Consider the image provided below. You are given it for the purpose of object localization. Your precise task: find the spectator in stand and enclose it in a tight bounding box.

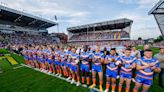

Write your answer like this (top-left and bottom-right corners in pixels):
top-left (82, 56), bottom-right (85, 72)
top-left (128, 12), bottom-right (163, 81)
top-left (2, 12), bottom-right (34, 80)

top-left (0, 32), bottom-right (55, 46)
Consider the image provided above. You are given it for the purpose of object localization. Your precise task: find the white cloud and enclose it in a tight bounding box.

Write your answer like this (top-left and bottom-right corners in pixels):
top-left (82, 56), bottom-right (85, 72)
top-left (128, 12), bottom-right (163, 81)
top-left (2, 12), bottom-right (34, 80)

top-left (118, 0), bottom-right (160, 9)
top-left (0, 0), bottom-right (162, 39)
top-left (138, 0), bottom-right (160, 9)
top-left (69, 12), bottom-right (89, 18)
top-left (0, 0), bottom-right (91, 32)
top-left (115, 0), bottom-right (162, 39)
top-left (118, 0), bottom-right (135, 4)
top-left (0, 0), bottom-right (90, 20)
top-left (114, 12), bottom-right (161, 39)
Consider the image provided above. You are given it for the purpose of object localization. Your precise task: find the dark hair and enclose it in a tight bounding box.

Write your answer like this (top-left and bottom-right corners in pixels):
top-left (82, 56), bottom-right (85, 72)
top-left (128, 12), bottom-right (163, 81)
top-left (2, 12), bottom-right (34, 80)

top-left (110, 48), bottom-right (116, 51)
top-left (159, 47), bottom-right (164, 50)
top-left (128, 46), bottom-right (132, 48)
top-left (56, 45), bottom-right (60, 49)
top-left (144, 49), bottom-right (152, 52)
top-left (125, 48), bottom-right (131, 51)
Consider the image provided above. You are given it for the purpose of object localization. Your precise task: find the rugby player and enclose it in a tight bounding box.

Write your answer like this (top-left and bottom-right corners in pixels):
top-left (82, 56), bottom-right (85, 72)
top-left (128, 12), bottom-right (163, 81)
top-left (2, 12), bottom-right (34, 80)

top-left (89, 46), bottom-right (104, 92)
top-left (133, 49), bottom-right (161, 92)
top-left (80, 46), bottom-right (91, 86)
top-left (70, 48), bottom-right (81, 86)
top-left (118, 48), bottom-right (136, 92)
top-left (104, 48), bottom-right (120, 92)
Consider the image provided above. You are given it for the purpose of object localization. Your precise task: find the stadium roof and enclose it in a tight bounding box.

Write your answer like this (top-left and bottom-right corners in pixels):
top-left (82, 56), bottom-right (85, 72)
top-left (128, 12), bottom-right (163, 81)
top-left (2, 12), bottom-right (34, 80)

top-left (67, 18), bottom-right (133, 33)
top-left (149, 0), bottom-right (164, 36)
top-left (0, 5), bottom-right (57, 29)
top-left (149, 0), bottom-right (164, 14)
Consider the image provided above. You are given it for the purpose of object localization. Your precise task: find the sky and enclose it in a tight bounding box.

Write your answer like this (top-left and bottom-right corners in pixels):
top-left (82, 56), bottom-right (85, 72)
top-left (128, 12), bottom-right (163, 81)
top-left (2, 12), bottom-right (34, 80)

top-left (0, 0), bottom-right (162, 39)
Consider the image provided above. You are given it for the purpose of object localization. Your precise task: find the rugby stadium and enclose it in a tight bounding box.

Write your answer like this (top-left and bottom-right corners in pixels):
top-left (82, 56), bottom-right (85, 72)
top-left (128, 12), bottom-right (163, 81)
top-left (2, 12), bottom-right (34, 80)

top-left (0, 0), bottom-right (164, 92)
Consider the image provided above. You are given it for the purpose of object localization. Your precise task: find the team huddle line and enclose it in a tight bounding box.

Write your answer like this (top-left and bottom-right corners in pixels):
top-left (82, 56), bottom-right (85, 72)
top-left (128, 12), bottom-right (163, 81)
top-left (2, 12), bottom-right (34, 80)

top-left (22, 45), bottom-right (161, 92)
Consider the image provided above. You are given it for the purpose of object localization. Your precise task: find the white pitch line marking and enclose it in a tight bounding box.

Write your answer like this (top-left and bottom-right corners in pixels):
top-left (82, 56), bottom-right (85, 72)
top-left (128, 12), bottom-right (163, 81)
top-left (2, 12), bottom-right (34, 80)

top-left (21, 64), bottom-right (101, 92)
top-left (13, 65), bottom-right (24, 69)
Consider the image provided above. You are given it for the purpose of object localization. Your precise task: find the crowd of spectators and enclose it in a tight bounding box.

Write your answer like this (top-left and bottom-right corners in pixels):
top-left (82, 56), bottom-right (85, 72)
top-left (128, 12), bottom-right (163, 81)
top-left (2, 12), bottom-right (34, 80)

top-left (0, 32), bottom-right (55, 48)
top-left (68, 40), bottom-right (145, 47)
top-left (69, 31), bottom-right (129, 41)
top-left (153, 40), bottom-right (164, 48)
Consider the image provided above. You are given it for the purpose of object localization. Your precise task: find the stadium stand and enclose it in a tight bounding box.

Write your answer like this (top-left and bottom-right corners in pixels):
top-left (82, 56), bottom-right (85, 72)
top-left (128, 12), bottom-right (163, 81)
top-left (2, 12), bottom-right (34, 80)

top-left (69, 31), bottom-right (129, 41)
top-left (0, 5), bottom-right (57, 47)
top-left (50, 33), bottom-right (68, 44)
top-left (0, 32), bottom-right (55, 45)
top-left (153, 40), bottom-right (164, 47)
top-left (67, 18), bottom-right (144, 46)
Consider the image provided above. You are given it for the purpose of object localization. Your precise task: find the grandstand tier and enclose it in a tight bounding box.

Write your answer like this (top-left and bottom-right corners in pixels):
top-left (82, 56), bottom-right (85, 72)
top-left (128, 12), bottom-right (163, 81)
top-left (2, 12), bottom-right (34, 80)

top-left (67, 18), bottom-right (133, 33)
top-left (67, 18), bottom-right (133, 45)
top-left (0, 5), bottom-right (57, 29)
top-left (0, 5), bottom-right (58, 46)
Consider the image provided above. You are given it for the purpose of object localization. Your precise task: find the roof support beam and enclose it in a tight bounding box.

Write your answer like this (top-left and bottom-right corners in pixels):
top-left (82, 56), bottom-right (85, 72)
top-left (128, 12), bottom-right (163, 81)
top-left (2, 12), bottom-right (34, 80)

top-left (157, 7), bottom-right (164, 10)
top-left (152, 12), bottom-right (164, 14)
top-left (28, 19), bottom-right (38, 25)
top-left (14, 15), bottom-right (22, 22)
top-left (149, 0), bottom-right (164, 14)
top-left (38, 22), bottom-right (49, 28)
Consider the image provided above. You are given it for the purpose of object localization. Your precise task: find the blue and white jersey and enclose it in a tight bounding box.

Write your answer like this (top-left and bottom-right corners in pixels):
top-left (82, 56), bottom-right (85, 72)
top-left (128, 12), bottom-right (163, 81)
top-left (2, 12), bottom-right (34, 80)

top-left (118, 55), bottom-right (136, 72)
top-left (88, 50), bottom-right (93, 54)
top-left (42, 49), bottom-right (47, 54)
top-left (38, 53), bottom-right (45, 63)
top-left (22, 49), bottom-right (28, 59)
top-left (28, 50), bottom-right (33, 60)
top-left (60, 51), bottom-right (67, 61)
top-left (32, 53), bottom-right (38, 61)
top-left (136, 57), bottom-right (160, 79)
top-left (66, 50), bottom-right (72, 56)
top-left (70, 53), bottom-right (80, 65)
top-left (80, 51), bottom-right (92, 65)
top-left (105, 54), bottom-right (120, 71)
top-left (91, 52), bottom-right (104, 65)
top-left (46, 50), bottom-right (50, 55)
top-left (54, 50), bottom-right (60, 61)
top-left (66, 50), bottom-right (72, 63)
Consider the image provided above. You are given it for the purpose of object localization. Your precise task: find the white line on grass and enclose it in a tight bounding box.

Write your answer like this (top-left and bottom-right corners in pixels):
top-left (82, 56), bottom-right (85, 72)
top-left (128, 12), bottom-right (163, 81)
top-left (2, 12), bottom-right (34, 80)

top-left (13, 65), bottom-right (24, 69)
top-left (21, 64), bottom-right (101, 92)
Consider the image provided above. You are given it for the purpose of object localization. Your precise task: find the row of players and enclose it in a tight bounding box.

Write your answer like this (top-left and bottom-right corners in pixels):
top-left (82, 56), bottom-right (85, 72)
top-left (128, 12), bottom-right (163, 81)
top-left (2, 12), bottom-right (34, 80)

top-left (22, 45), bottom-right (161, 92)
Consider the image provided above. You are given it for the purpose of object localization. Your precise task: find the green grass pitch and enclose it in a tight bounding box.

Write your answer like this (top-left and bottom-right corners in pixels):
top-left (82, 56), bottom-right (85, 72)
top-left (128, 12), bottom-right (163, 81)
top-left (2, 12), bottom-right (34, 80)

top-left (0, 58), bottom-right (89, 92)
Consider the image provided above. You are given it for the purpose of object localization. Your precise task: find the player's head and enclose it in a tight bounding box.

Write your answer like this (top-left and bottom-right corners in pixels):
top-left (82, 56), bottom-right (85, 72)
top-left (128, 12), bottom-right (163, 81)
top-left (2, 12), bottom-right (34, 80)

top-left (132, 46), bottom-right (136, 51)
top-left (71, 48), bottom-right (76, 53)
top-left (144, 49), bottom-right (153, 58)
top-left (48, 47), bottom-right (52, 51)
top-left (125, 48), bottom-right (131, 56)
top-left (110, 48), bottom-right (116, 55)
top-left (95, 45), bottom-right (100, 52)
top-left (159, 47), bottom-right (164, 54)
top-left (67, 46), bottom-right (72, 51)
top-left (88, 47), bottom-right (91, 51)
top-left (144, 44), bottom-right (150, 50)
top-left (104, 47), bottom-right (107, 51)
top-left (55, 45), bottom-right (60, 50)
top-left (61, 47), bottom-right (64, 52)
top-left (83, 45), bottom-right (88, 52)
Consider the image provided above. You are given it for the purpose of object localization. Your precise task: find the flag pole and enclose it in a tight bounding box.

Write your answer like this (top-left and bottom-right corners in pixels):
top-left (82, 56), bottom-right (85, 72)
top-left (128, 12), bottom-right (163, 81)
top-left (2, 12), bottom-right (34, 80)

top-left (57, 23), bottom-right (59, 33)
top-left (54, 15), bottom-right (59, 33)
